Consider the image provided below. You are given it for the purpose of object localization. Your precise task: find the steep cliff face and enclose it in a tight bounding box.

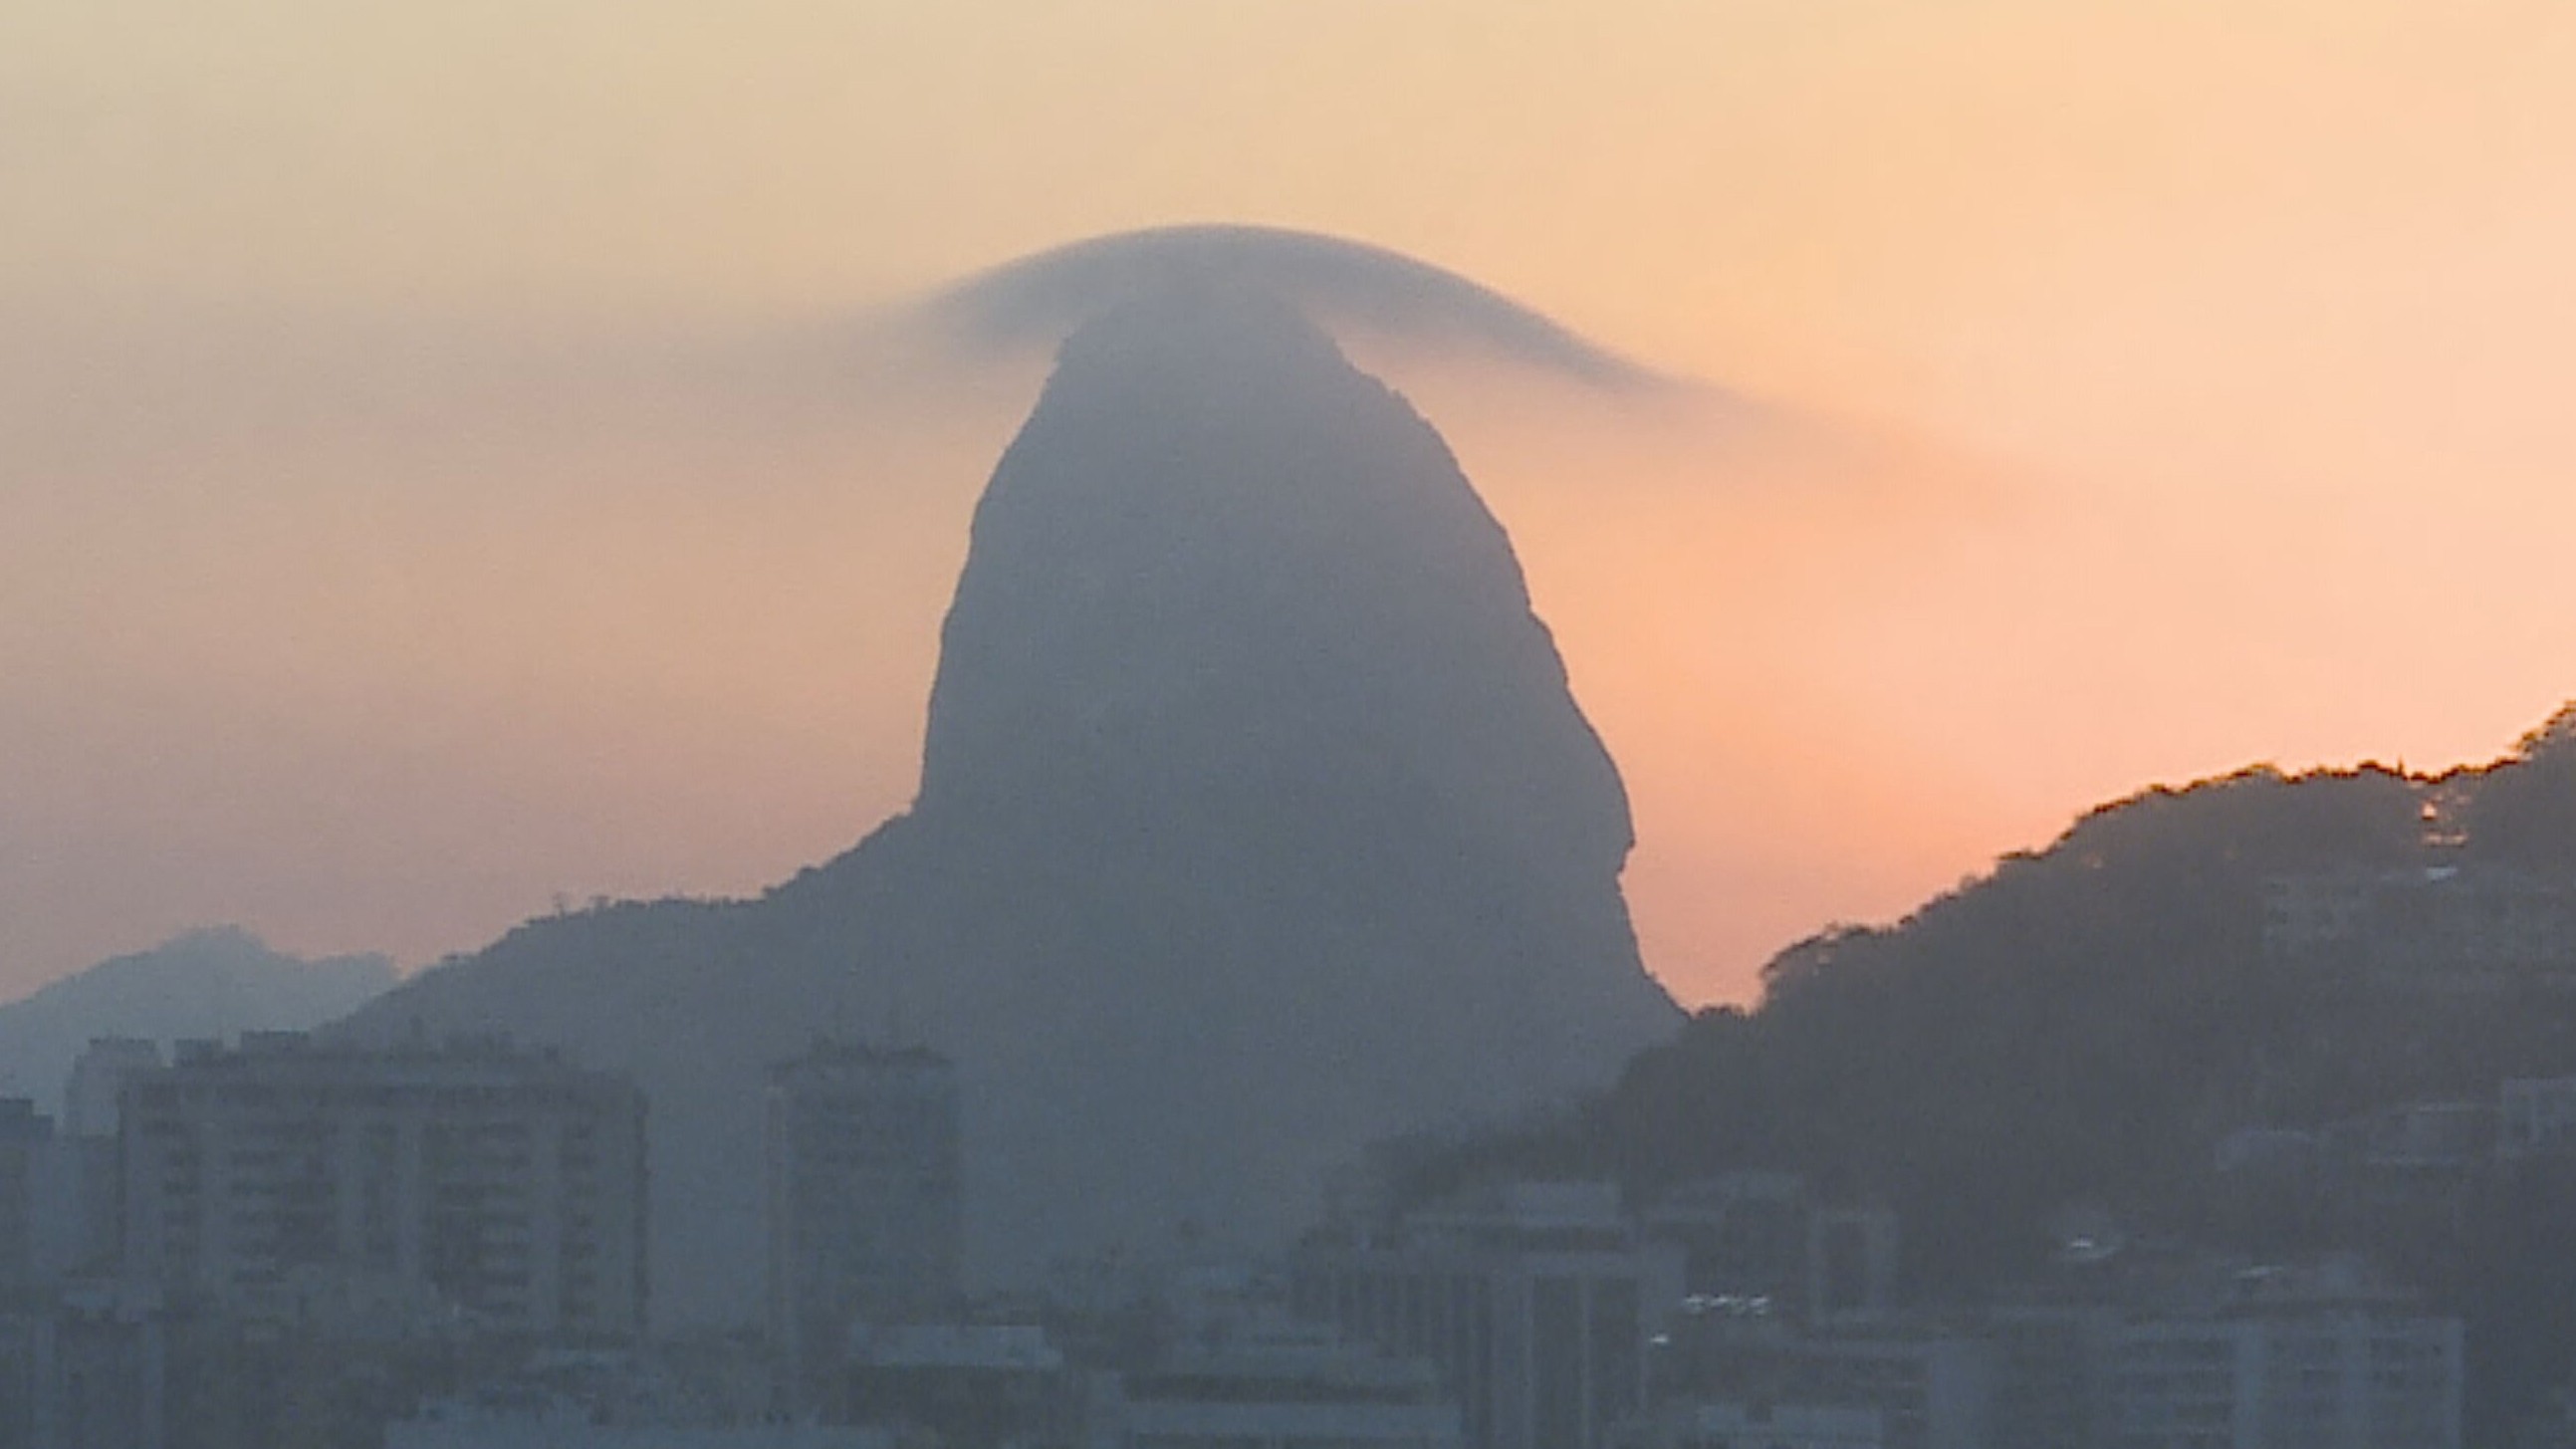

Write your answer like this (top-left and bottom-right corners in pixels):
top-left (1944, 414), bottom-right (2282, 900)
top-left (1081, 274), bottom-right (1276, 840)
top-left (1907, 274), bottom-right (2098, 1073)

top-left (923, 290), bottom-right (1634, 867)
top-left (343, 289), bottom-right (1677, 1324)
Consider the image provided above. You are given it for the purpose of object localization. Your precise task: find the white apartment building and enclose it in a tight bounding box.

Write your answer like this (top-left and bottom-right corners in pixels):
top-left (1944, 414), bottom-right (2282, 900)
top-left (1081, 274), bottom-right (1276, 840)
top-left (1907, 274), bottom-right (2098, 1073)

top-left (117, 1032), bottom-right (647, 1339)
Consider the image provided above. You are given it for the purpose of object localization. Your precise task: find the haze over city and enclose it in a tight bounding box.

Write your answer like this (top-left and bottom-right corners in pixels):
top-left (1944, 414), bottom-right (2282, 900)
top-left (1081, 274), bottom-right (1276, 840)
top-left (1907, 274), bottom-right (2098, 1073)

top-left (7, 0), bottom-right (2575, 1009)
top-left (21, 7), bottom-right (2576, 1449)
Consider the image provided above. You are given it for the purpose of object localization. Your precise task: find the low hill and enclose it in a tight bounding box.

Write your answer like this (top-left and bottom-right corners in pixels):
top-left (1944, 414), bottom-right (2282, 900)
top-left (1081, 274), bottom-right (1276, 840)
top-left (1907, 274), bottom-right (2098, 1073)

top-left (0, 926), bottom-right (396, 1111)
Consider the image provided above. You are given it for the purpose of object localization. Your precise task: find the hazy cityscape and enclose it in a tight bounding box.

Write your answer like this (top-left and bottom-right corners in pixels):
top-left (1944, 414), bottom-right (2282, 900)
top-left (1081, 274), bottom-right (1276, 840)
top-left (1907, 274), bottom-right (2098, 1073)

top-left (9, 5), bottom-right (2576, 1448)
top-left (20, 844), bottom-right (2576, 1445)
top-left (7, 278), bottom-right (2576, 1447)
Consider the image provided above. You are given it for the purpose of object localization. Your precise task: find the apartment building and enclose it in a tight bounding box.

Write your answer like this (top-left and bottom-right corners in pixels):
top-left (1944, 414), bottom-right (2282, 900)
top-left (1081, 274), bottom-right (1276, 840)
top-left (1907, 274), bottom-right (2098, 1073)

top-left (117, 1032), bottom-right (646, 1339)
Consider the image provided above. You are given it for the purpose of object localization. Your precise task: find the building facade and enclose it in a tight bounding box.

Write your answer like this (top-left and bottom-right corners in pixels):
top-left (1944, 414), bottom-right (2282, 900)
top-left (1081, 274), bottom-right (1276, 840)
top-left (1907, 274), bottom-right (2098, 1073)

top-left (2104, 1306), bottom-right (2460, 1449)
top-left (0, 1284), bottom-right (167, 1449)
top-left (766, 1043), bottom-right (962, 1405)
top-left (2261, 866), bottom-right (2576, 992)
top-left (1111, 1315), bottom-right (1462, 1449)
top-left (0, 1104), bottom-right (52, 1298)
top-left (63, 1042), bottom-right (163, 1144)
top-left (1656, 1314), bottom-right (1994, 1449)
top-left (2097, 1260), bottom-right (2461, 1449)
top-left (841, 1324), bottom-right (1078, 1449)
top-left (2498, 1076), bottom-right (2576, 1160)
top-left (117, 1033), bottom-right (646, 1339)
top-left (1289, 1182), bottom-right (1685, 1449)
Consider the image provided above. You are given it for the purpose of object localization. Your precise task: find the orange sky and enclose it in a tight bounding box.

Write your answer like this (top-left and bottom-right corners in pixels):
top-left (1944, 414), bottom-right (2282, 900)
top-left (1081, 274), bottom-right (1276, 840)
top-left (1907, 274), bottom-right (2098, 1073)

top-left (5, 0), bottom-right (2575, 1005)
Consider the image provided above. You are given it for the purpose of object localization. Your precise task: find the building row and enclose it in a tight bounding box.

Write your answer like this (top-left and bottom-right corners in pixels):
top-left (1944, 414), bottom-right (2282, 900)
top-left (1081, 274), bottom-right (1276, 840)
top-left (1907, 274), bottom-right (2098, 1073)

top-left (0, 1030), bottom-right (968, 1447)
top-left (0, 1019), bottom-right (2483, 1449)
top-left (646, 1172), bottom-right (2469, 1449)
top-left (1636, 1257), bottom-right (2460, 1449)
top-left (1288, 1177), bottom-right (2463, 1449)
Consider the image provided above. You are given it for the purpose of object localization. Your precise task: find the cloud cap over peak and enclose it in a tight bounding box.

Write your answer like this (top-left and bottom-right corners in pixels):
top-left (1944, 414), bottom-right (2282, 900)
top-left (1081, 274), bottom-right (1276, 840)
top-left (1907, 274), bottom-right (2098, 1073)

top-left (921, 224), bottom-right (1678, 394)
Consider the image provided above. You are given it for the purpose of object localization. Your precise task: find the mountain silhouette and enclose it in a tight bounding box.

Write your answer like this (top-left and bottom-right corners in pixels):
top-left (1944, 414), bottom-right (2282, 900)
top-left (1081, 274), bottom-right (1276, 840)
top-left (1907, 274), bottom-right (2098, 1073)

top-left (0, 927), bottom-right (393, 1112)
top-left (340, 282), bottom-right (1678, 1325)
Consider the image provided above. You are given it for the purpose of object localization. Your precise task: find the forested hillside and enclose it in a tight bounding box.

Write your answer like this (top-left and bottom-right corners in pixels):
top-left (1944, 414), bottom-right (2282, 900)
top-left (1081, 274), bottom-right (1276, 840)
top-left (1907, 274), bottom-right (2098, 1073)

top-left (1416, 707), bottom-right (2576, 1296)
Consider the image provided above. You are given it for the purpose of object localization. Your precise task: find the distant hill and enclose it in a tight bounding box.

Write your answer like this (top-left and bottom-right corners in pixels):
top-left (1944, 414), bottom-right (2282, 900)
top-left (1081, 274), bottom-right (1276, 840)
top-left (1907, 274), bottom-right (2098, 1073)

top-left (338, 284), bottom-right (1679, 1326)
top-left (0, 926), bottom-right (396, 1111)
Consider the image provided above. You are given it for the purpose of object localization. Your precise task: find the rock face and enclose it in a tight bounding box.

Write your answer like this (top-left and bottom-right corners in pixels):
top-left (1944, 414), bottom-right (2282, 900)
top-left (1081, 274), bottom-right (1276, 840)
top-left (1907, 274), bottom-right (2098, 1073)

top-left (341, 288), bottom-right (1677, 1324)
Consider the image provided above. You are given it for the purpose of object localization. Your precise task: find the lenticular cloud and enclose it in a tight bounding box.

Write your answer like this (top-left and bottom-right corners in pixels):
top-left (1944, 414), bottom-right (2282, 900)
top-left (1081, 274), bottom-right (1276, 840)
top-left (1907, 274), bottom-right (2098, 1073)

top-left (919, 224), bottom-right (1677, 394)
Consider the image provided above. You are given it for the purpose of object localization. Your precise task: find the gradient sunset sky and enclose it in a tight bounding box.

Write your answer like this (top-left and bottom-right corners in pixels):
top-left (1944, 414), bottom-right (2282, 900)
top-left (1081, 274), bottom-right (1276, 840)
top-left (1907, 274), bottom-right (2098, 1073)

top-left (5, 0), bottom-right (2574, 1006)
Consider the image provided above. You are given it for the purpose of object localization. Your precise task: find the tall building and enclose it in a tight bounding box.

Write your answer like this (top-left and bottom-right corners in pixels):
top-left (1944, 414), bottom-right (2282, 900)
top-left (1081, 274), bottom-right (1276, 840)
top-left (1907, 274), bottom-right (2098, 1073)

top-left (117, 1033), bottom-right (646, 1339)
top-left (1289, 1182), bottom-right (1685, 1449)
top-left (55, 1040), bottom-right (155, 1284)
top-left (765, 1043), bottom-right (962, 1405)
top-left (0, 1100), bottom-right (104, 1294)
top-left (0, 1103), bottom-right (54, 1298)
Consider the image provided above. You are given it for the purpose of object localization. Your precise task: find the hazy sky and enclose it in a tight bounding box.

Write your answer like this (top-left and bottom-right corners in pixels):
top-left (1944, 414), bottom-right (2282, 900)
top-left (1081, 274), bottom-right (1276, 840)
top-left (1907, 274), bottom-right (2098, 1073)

top-left (5, 0), bottom-right (2574, 1006)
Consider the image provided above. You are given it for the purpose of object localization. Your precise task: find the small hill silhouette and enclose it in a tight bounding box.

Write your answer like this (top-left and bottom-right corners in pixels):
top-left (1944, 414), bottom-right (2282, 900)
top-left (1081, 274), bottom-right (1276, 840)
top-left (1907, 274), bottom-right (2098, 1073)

top-left (0, 927), bottom-right (393, 1111)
